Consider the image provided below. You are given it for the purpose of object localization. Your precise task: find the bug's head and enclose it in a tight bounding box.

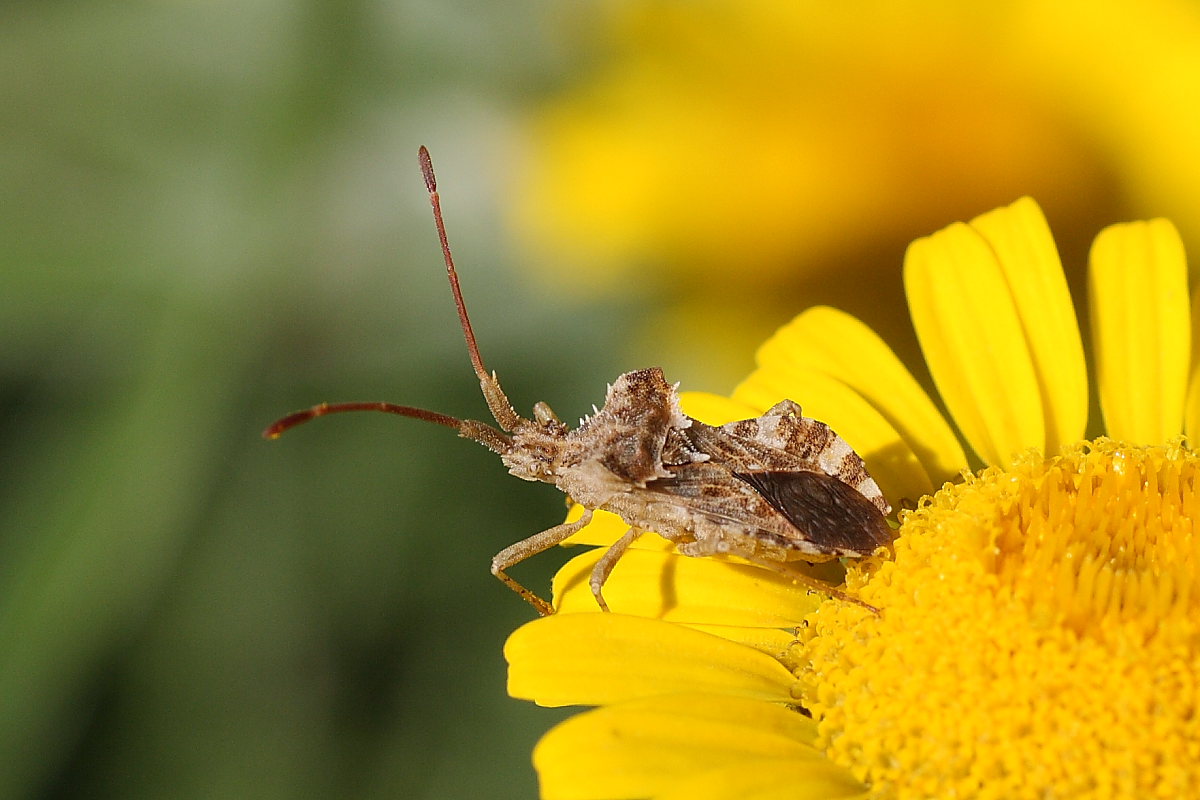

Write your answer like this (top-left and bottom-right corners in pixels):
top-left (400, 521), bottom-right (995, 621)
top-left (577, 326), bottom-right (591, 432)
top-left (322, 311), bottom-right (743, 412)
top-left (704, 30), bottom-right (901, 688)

top-left (500, 424), bottom-right (569, 483)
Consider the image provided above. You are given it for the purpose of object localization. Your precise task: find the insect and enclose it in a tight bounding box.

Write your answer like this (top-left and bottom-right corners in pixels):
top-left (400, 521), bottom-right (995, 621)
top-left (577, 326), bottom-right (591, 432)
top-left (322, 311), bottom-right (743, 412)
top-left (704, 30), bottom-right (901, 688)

top-left (264, 146), bottom-right (893, 616)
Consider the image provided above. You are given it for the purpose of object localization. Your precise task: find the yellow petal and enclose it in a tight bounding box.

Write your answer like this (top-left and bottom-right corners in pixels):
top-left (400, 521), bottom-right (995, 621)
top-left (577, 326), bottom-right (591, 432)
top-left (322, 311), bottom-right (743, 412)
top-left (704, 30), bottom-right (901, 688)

top-left (1186, 285), bottom-right (1200, 442)
top-left (749, 305), bottom-right (967, 486)
top-left (553, 547), bottom-right (823, 625)
top-left (905, 220), bottom-right (1044, 466)
top-left (679, 391), bottom-right (762, 425)
top-left (735, 365), bottom-right (934, 506)
top-left (969, 197), bottom-right (1088, 453)
top-left (506, 613), bottom-right (797, 707)
top-left (1089, 218), bottom-right (1190, 443)
top-left (1188, 368), bottom-right (1200, 445)
top-left (655, 759), bottom-right (868, 800)
top-left (682, 624), bottom-right (800, 661)
top-left (532, 694), bottom-right (857, 800)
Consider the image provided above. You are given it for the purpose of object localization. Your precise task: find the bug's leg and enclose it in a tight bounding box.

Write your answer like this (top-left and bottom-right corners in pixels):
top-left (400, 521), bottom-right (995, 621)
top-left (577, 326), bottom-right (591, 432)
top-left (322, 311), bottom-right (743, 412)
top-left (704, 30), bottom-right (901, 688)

top-left (491, 509), bottom-right (594, 616)
top-left (680, 538), bottom-right (879, 614)
top-left (753, 556), bottom-right (878, 614)
top-left (740, 554), bottom-right (880, 614)
top-left (588, 527), bottom-right (645, 612)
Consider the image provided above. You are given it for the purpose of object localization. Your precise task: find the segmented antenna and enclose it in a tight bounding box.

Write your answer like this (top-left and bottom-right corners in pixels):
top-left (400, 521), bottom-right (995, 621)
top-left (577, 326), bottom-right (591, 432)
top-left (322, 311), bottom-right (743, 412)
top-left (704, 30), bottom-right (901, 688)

top-left (263, 402), bottom-right (462, 439)
top-left (261, 400), bottom-right (511, 453)
top-left (419, 147), bottom-right (522, 433)
top-left (419, 146), bottom-right (488, 382)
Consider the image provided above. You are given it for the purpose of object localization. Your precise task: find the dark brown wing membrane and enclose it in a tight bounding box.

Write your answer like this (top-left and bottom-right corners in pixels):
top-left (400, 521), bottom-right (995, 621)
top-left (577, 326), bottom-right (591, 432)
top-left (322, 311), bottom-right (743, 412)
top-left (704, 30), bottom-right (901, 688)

top-left (732, 470), bottom-right (892, 554)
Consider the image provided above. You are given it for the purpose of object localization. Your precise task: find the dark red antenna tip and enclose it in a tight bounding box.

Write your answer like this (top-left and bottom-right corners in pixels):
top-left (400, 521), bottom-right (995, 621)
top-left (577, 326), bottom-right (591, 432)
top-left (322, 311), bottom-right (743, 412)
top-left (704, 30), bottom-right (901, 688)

top-left (418, 146), bottom-right (436, 193)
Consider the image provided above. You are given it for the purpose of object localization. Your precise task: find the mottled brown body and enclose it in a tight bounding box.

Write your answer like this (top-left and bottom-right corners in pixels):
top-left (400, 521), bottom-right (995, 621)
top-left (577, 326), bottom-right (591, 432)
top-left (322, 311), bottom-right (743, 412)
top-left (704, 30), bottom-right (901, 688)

top-left (265, 147), bottom-right (893, 616)
top-left (491, 367), bottom-right (891, 612)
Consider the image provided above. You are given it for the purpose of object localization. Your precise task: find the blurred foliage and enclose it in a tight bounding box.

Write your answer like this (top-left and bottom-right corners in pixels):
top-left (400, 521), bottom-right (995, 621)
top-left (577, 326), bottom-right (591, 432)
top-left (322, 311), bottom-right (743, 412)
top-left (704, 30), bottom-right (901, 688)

top-left (0, 1), bottom-right (623, 797)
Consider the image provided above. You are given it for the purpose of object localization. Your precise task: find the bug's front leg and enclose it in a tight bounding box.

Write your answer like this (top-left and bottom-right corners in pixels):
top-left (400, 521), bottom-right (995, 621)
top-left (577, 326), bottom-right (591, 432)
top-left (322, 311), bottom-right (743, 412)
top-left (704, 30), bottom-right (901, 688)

top-left (491, 509), bottom-right (594, 616)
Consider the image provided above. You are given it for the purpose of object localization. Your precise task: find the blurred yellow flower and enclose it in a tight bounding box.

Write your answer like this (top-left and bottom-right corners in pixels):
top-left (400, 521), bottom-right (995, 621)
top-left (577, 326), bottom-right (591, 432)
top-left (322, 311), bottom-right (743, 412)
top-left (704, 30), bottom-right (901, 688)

top-left (512, 0), bottom-right (1200, 382)
top-left (505, 199), bottom-right (1199, 798)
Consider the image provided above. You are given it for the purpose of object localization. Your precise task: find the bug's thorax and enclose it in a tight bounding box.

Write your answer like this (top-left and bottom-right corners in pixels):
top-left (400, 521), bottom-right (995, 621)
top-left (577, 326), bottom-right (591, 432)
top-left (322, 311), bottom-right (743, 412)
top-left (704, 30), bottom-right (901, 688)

top-left (500, 367), bottom-right (693, 505)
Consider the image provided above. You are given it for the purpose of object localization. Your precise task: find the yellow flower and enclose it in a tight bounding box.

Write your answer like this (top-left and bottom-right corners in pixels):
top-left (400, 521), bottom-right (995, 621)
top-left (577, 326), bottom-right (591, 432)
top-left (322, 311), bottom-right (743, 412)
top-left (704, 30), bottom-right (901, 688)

top-left (505, 199), bottom-right (1199, 798)
top-left (511, 0), bottom-right (1200, 383)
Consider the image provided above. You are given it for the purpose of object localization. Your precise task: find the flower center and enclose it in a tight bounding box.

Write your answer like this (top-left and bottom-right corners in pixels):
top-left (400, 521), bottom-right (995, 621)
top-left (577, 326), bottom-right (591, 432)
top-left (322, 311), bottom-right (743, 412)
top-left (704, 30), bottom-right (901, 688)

top-left (793, 439), bottom-right (1200, 798)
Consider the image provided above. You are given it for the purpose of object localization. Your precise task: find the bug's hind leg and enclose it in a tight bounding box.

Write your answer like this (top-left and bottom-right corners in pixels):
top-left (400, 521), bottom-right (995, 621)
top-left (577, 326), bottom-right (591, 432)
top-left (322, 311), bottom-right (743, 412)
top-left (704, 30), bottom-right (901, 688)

top-left (679, 538), bottom-right (879, 614)
top-left (740, 554), bottom-right (880, 614)
top-left (491, 509), bottom-right (593, 616)
top-left (588, 527), bottom-right (645, 612)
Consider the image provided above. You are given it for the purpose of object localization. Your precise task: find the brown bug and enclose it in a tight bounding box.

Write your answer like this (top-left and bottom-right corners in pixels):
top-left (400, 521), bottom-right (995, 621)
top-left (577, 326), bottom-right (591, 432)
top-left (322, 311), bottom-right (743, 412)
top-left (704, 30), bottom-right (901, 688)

top-left (264, 147), bottom-right (893, 616)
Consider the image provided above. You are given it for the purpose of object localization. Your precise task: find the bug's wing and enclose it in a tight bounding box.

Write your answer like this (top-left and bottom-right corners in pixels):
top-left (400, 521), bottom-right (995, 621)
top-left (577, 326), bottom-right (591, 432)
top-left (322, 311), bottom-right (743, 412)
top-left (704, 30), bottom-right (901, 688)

top-left (641, 461), bottom-right (824, 550)
top-left (646, 409), bottom-right (892, 556)
top-left (687, 407), bottom-right (890, 516)
top-left (729, 469), bottom-right (892, 554)
top-left (642, 459), bottom-right (888, 557)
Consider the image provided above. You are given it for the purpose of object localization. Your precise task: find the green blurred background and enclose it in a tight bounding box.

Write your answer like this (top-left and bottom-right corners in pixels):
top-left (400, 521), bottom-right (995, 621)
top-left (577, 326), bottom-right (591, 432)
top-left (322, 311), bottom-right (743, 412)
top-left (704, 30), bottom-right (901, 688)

top-left (1, 2), bottom-right (625, 797)
top-left (6, 1), bottom-right (1200, 797)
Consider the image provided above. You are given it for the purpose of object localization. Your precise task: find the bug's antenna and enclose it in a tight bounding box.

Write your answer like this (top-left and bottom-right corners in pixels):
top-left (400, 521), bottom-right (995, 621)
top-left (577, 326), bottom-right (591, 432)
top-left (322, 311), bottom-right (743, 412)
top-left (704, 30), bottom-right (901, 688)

top-left (419, 146), bottom-right (487, 381)
top-left (262, 401), bottom-right (511, 454)
top-left (264, 402), bottom-right (461, 438)
top-left (418, 146), bottom-right (522, 431)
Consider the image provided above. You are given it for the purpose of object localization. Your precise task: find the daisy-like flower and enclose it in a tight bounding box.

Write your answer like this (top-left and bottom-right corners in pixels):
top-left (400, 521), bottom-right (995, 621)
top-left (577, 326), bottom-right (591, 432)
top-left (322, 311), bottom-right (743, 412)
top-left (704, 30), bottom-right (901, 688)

top-left (505, 198), bottom-right (1199, 798)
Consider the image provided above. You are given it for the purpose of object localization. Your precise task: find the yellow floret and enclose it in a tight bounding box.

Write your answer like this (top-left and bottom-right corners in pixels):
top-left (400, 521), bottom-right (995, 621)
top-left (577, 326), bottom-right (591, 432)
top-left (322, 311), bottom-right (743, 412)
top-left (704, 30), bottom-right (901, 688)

top-left (796, 439), bottom-right (1200, 798)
